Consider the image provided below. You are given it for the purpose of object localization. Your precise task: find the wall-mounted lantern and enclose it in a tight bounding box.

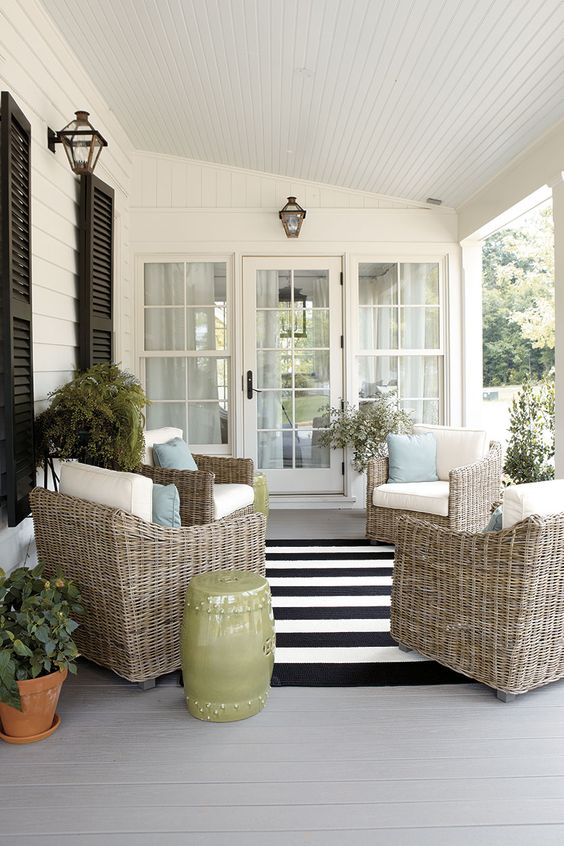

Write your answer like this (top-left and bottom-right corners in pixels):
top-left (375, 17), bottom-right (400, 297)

top-left (47, 111), bottom-right (107, 175)
top-left (279, 196), bottom-right (306, 238)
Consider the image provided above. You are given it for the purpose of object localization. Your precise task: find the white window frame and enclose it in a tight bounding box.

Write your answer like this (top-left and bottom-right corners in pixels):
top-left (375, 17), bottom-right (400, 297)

top-left (350, 255), bottom-right (447, 424)
top-left (135, 253), bottom-right (234, 455)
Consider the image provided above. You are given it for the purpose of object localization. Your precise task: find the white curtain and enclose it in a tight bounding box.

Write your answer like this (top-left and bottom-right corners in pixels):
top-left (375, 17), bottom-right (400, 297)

top-left (256, 270), bottom-right (285, 468)
top-left (186, 263), bottom-right (221, 444)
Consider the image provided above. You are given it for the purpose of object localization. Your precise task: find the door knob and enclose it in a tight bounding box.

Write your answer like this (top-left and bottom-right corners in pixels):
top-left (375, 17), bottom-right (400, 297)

top-left (246, 370), bottom-right (262, 399)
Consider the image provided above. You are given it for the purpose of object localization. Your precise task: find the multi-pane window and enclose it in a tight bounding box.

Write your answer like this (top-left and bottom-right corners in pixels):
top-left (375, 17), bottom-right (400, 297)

top-left (141, 261), bottom-right (229, 447)
top-left (357, 262), bottom-right (442, 424)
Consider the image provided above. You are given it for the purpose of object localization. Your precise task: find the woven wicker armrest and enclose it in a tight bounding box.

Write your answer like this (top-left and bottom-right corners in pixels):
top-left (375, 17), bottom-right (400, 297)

top-left (366, 456), bottom-right (388, 493)
top-left (138, 463), bottom-right (215, 526)
top-left (193, 454), bottom-right (254, 485)
top-left (447, 441), bottom-right (503, 532)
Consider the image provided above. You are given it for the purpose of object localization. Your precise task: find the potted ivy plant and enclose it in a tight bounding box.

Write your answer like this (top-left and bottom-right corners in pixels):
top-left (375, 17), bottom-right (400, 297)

top-left (318, 395), bottom-right (414, 472)
top-left (0, 564), bottom-right (83, 743)
top-left (34, 362), bottom-right (148, 472)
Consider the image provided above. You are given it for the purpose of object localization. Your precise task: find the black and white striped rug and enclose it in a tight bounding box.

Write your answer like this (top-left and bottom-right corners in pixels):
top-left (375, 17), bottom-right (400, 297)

top-left (267, 538), bottom-right (465, 686)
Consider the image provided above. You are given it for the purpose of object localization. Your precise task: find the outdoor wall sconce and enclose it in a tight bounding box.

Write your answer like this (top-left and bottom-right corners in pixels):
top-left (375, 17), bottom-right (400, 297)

top-left (47, 111), bottom-right (107, 175)
top-left (279, 196), bottom-right (306, 238)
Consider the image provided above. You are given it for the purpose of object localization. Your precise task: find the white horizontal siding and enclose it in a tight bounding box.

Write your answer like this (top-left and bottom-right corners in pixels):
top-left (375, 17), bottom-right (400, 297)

top-left (0, 0), bottom-right (134, 568)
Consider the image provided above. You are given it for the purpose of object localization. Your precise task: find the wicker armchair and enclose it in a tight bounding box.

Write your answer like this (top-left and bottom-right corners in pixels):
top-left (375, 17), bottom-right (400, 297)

top-left (30, 487), bottom-right (266, 686)
top-left (366, 439), bottom-right (502, 543)
top-left (140, 427), bottom-right (255, 527)
top-left (391, 511), bottom-right (564, 700)
top-left (139, 454), bottom-right (255, 527)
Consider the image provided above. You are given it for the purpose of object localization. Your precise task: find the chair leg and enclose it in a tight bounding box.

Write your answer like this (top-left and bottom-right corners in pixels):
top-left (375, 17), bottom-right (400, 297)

top-left (496, 690), bottom-right (517, 703)
top-left (137, 678), bottom-right (156, 691)
top-left (398, 643), bottom-right (413, 653)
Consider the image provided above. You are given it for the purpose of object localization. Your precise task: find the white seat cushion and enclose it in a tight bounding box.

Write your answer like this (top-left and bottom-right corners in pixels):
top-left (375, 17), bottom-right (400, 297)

top-left (413, 424), bottom-right (488, 481)
top-left (60, 462), bottom-right (153, 522)
top-left (373, 480), bottom-right (450, 517)
top-left (213, 484), bottom-right (255, 520)
top-left (143, 427), bottom-right (184, 466)
top-left (502, 480), bottom-right (564, 529)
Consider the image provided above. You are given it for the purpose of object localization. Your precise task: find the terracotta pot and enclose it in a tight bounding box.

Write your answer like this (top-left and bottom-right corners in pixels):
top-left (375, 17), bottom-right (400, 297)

top-left (0, 668), bottom-right (67, 741)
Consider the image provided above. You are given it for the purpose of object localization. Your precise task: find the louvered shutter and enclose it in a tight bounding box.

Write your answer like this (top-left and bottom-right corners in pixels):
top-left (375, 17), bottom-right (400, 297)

top-left (79, 174), bottom-right (114, 369)
top-left (0, 92), bottom-right (35, 526)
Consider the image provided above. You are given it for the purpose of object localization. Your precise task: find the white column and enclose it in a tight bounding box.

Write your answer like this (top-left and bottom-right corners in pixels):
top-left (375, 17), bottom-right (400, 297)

top-left (460, 240), bottom-right (483, 428)
top-left (553, 176), bottom-right (564, 476)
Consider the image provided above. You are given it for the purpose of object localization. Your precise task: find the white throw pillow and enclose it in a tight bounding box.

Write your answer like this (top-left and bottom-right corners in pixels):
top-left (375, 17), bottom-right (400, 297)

top-left (413, 424), bottom-right (488, 481)
top-left (143, 427), bottom-right (184, 466)
top-left (60, 462), bottom-right (153, 522)
top-left (502, 480), bottom-right (564, 530)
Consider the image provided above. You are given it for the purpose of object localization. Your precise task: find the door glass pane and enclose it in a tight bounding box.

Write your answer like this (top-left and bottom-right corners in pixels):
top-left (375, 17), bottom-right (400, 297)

top-left (186, 262), bottom-right (227, 305)
top-left (257, 310), bottom-right (291, 350)
top-left (257, 391), bottom-right (293, 429)
top-left (295, 431), bottom-right (330, 468)
top-left (146, 402), bottom-right (186, 433)
top-left (293, 271), bottom-right (329, 307)
top-left (144, 263), bottom-right (184, 305)
top-left (294, 310), bottom-right (329, 349)
top-left (400, 263), bottom-right (439, 305)
top-left (146, 358), bottom-right (186, 400)
top-left (295, 390), bottom-right (330, 428)
top-left (188, 402), bottom-right (228, 444)
top-left (400, 307), bottom-right (440, 349)
top-left (358, 355), bottom-right (398, 399)
top-left (257, 351), bottom-right (292, 389)
top-left (144, 308), bottom-right (185, 350)
top-left (360, 307), bottom-right (398, 349)
top-left (258, 431), bottom-right (291, 469)
top-left (294, 352), bottom-right (330, 390)
top-left (256, 270), bottom-right (291, 308)
top-left (400, 356), bottom-right (440, 398)
top-left (359, 263), bottom-right (397, 305)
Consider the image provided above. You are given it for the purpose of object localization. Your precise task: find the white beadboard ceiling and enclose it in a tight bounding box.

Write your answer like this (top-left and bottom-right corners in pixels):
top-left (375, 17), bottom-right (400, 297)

top-left (40, 0), bottom-right (564, 208)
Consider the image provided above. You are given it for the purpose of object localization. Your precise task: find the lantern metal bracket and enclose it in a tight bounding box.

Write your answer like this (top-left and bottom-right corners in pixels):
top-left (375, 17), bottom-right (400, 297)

top-left (47, 127), bottom-right (59, 153)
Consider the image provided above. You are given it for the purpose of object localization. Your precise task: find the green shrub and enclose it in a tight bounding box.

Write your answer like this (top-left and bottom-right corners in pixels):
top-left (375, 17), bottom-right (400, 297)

top-left (504, 378), bottom-right (554, 484)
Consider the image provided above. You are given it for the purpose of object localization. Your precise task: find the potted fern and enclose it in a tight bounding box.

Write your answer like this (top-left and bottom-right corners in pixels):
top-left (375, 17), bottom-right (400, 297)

top-left (34, 363), bottom-right (148, 472)
top-left (0, 564), bottom-right (83, 743)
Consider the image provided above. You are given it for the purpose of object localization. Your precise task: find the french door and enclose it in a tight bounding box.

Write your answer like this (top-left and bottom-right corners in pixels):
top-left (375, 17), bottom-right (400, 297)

top-left (242, 257), bottom-right (343, 495)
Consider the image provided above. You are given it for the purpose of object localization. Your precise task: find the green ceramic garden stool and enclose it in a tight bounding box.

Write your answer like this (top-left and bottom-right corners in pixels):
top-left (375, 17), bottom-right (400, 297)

top-left (181, 569), bottom-right (275, 722)
top-left (253, 473), bottom-right (269, 518)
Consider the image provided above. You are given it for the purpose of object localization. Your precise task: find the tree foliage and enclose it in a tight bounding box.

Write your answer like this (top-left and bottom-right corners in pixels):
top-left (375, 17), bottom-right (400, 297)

top-left (483, 204), bottom-right (554, 386)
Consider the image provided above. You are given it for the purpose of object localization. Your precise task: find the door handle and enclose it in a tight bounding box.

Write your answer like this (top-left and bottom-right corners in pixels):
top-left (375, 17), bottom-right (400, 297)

top-left (246, 370), bottom-right (262, 399)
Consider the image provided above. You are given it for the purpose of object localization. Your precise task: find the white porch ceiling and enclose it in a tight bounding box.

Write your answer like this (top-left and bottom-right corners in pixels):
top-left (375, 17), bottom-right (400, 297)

top-left (41, 0), bottom-right (564, 208)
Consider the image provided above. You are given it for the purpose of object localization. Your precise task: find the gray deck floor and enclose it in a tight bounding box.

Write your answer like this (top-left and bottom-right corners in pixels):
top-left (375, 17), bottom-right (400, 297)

top-left (3, 510), bottom-right (564, 845)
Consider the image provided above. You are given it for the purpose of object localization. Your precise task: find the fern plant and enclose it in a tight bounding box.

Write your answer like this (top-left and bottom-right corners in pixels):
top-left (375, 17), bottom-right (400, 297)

top-left (35, 363), bottom-right (149, 472)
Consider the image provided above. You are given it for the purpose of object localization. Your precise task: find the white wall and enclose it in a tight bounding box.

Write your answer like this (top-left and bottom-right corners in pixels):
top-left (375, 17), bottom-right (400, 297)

top-left (0, 0), bottom-right (134, 571)
top-left (130, 151), bottom-right (461, 507)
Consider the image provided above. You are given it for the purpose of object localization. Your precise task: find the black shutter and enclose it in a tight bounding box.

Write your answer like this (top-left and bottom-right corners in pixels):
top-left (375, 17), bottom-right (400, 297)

top-left (79, 173), bottom-right (114, 369)
top-left (0, 92), bottom-right (35, 526)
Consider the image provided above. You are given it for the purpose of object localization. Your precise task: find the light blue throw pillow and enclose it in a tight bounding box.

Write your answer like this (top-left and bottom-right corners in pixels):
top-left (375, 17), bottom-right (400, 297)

top-left (483, 505), bottom-right (503, 532)
top-left (387, 432), bottom-right (438, 483)
top-left (152, 483), bottom-right (181, 528)
top-left (153, 437), bottom-right (197, 471)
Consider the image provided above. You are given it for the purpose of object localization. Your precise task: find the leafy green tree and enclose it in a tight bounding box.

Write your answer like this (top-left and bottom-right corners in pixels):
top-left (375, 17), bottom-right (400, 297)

top-left (483, 204), bottom-right (554, 386)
